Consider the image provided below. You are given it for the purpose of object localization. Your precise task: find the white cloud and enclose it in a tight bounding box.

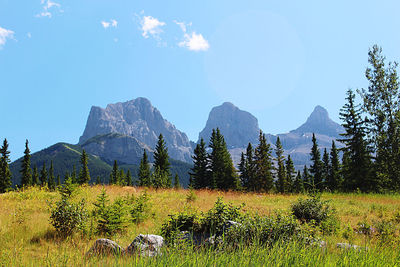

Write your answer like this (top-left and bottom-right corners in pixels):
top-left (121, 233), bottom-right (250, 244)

top-left (101, 19), bottom-right (118, 29)
top-left (36, 0), bottom-right (62, 18)
top-left (140, 15), bottom-right (166, 39)
top-left (174, 20), bottom-right (191, 33)
top-left (0, 26), bottom-right (14, 48)
top-left (27, 32), bottom-right (32, 38)
top-left (179, 32), bottom-right (209, 51)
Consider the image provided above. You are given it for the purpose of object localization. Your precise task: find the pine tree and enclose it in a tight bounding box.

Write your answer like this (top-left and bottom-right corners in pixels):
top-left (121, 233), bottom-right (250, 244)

top-left (119, 169), bottom-right (125, 185)
top-left (138, 150), bottom-right (151, 186)
top-left (79, 149), bottom-right (90, 184)
top-left (239, 143), bottom-right (256, 191)
top-left (190, 138), bottom-right (209, 189)
top-left (0, 138), bottom-right (12, 193)
top-left (327, 141), bottom-right (341, 191)
top-left (173, 173), bottom-right (180, 189)
top-left (302, 165), bottom-right (311, 192)
top-left (56, 175), bottom-right (61, 186)
top-left (285, 155), bottom-right (295, 193)
top-left (32, 165), bottom-right (39, 186)
top-left (40, 163), bottom-right (47, 187)
top-left (48, 160), bottom-right (55, 190)
top-left (275, 137), bottom-right (287, 193)
top-left (254, 131), bottom-right (274, 192)
top-left (20, 139), bottom-right (32, 187)
top-left (339, 89), bottom-right (373, 191)
top-left (95, 175), bottom-right (101, 185)
top-left (322, 148), bottom-right (330, 190)
top-left (71, 165), bottom-right (77, 184)
top-left (126, 170), bottom-right (132, 186)
top-left (310, 134), bottom-right (323, 191)
top-left (358, 45), bottom-right (400, 190)
top-left (293, 170), bottom-right (304, 193)
top-left (208, 128), bottom-right (238, 190)
top-left (153, 134), bottom-right (171, 188)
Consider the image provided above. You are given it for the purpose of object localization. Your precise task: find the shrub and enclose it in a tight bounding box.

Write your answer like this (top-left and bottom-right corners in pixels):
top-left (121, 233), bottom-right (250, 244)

top-left (49, 198), bottom-right (87, 237)
top-left (161, 210), bottom-right (201, 244)
top-left (291, 194), bottom-right (335, 225)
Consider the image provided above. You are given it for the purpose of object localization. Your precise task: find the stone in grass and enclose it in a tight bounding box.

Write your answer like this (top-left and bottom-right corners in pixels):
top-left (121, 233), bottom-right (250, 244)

top-left (126, 234), bottom-right (164, 257)
top-left (86, 238), bottom-right (125, 257)
top-left (336, 243), bottom-right (368, 251)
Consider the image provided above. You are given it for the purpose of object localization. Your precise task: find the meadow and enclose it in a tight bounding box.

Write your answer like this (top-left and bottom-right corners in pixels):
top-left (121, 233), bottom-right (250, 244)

top-left (1, 186), bottom-right (400, 266)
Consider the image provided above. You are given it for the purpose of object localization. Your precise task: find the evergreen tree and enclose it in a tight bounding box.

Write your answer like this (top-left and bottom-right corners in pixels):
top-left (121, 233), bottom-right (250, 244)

top-left (339, 89), bottom-right (373, 191)
top-left (151, 166), bottom-right (170, 189)
top-left (79, 149), bottom-right (90, 184)
top-left (138, 150), bottom-right (151, 186)
top-left (302, 165), bottom-right (311, 192)
top-left (254, 131), bottom-right (274, 192)
top-left (56, 175), bottom-right (61, 186)
top-left (40, 163), bottom-right (47, 187)
top-left (95, 175), bottom-right (101, 185)
top-left (285, 155), bottom-right (295, 193)
top-left (275, 137), bottom-right (287, 193)
top-left (190, 138), bottom-right (209, 189)
top-left (327, 141), bottom-right (341, 191)
top-left (239, 143), bottom-right (256, 191)
top-left (32, 165), bottom-right (39, 186)
top-left (173, 173), bottom-right (180, 189)
top-left (322, 148), bottom-right (330, 189)
top-left (71, 165), bottom-right (77, 184)
top-left (358, 45), bottom-right (400, 190)
top-left (309, 134), bottom-right (323, 191)
top-left (153, 134), bottom-right (171, 188)
top-left (48, 160), bottom-right (55, 190)
top-left (20, 139), bottom-right (32, 187)
top-left (126, 170), bottom-right (132, 186)
top-left (119, 169), bottom-right (125, 185)
top-left (208, 128), bottom-right (238, 190)
top-left (0, 138), bottom-right (12, 193)
top-left (293, 170), bottom-right (304, 193)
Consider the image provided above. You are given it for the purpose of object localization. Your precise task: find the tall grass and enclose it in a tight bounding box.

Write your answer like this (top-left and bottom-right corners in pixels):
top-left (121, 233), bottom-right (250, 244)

top-left (1, 186), bottom-right (400, 266)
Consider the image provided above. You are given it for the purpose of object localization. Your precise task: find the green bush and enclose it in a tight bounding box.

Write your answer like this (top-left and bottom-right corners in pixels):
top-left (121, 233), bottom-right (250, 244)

top-left (161, 209), bottom-right (201, 244)
top-left (291, 195), bottom-right (335, 225)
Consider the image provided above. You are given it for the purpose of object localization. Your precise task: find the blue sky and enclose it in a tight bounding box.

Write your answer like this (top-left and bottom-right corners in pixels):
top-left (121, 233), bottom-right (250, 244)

top-left (1, 0), bottom-right (400, 161)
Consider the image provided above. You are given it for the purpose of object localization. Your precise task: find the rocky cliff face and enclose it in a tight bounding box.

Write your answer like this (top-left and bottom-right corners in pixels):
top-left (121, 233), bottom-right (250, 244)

top-left (79, 98), bottom-right (193, 162)
top-left (198, 102), bottom-right (260, 148)
top-left (81, 133), bottom-right (154, 165)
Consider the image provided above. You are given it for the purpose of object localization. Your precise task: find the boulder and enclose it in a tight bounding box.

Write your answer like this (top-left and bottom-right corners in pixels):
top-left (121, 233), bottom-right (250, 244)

top-left (126, 234), bottom-right (164, 257)
top-left (86, 238), bottom-right (125, 256)
top-left (336, 242), bottom-right (368, 251)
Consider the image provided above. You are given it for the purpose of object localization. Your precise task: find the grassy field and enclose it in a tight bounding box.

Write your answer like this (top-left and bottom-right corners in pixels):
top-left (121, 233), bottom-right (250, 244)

top-left (1, 186), bottom-right (400, 266)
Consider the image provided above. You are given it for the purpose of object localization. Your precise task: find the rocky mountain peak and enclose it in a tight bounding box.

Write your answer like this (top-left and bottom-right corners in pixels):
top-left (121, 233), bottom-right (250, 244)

top-left (291, 105), bottom-right (343, 137)
top-left (198, 102), bottom-right (260, 148)
top-left (79, 97), bottom-right (193, 162)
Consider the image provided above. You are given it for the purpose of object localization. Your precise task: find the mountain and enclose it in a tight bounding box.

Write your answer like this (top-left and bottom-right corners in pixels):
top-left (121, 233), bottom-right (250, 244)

top-left (10, 142), bottom-right (192, 187)
top-left (198, 102), bottom-right (260, 148)
top-left (291, 105), bottom-right (343, 138)
top-left (79, 97), bottom-right (193, 163)
top-left (81, 133), bottom-right (154, 165)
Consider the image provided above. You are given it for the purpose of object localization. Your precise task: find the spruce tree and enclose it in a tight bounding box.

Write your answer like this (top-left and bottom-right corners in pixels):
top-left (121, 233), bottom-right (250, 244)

top-left (40, 163), bottom-right (47, 186)
top-left (48, 160), bottom-right (55, 190)
top-left (126, 170), bottom-right (132, 186)
top-left (0, 138), bottom-right (12, 193)
top-left (95, 175), bottom-right (101, 185)
top-left (56, 175), bottom-right (61, 186)
top-left (327, 141), bottom-right (341, 191)
top-left (254, 131), bottom-right (274, 192)
top-left (302, 165), bottom-right (311, 192)
top-left (293, 170), bottom-right (304, 193)
top-left (173, 173), bottom-right (180, 189)
top-left (119, 169), bottom-right (125, 185)
top-left (190, 138), bottom-right (209, 189)
top-left (71, 165), bottom-right (77, 184)
top-left (153, 134), bottom-right (171, 188)
top-left (79, 149), bottom-right (90, 184)
top-left (339, 89), bottom-right (373, 191)
top-left (239, 143), bottom-right (256, 191)
top-left (275, 137), bottom-right (287, 193)
top-left (208, 128), bottom-right (238, 190)
top-left (309, 134), bottom-right (323, 191)
top-left (322, 148), bottom-right (330, 189)
top-left (358, 45), bottom-right (400, 190)
top-left (138, 150), bottom-right (151, 186)
top-left (285, 155), bottom-right (295, 193)
top-left (20, 139), bottom-right (32, 187)
top-left (32, 165), bottom-right (39, 186)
